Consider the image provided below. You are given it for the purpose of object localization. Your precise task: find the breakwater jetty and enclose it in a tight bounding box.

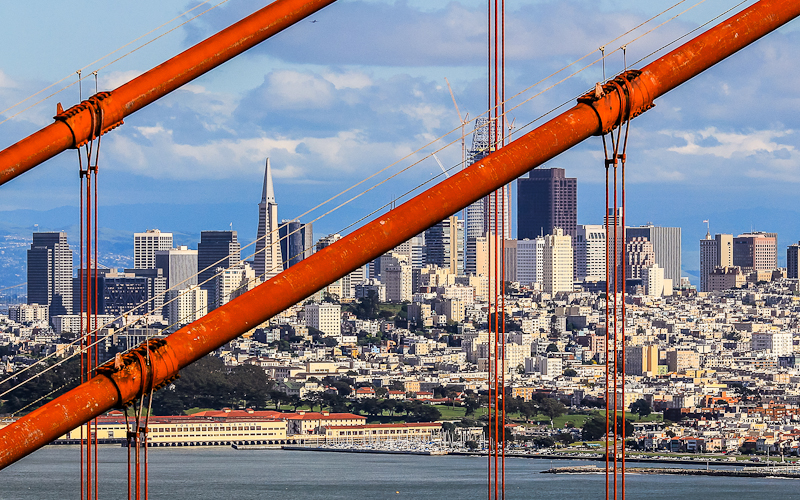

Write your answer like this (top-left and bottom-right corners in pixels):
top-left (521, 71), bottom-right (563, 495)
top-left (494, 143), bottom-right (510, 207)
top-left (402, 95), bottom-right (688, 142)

top-left (543, 465), bottom-right (800, 479)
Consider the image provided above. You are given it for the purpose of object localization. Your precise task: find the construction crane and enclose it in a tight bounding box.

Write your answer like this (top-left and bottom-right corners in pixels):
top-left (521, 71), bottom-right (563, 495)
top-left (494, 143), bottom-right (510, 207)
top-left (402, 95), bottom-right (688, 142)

top-left (433, 153), bottom-right (449, 178)
top-left (1, 0), bottom-right (800, 472)
top-left (445, 77), bottom-right (469, 172)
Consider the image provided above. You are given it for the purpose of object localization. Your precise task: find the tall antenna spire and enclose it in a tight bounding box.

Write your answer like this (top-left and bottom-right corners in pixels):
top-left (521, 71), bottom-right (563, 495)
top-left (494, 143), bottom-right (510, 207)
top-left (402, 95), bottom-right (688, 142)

top-left (261, 157), bottom-right (276, 204)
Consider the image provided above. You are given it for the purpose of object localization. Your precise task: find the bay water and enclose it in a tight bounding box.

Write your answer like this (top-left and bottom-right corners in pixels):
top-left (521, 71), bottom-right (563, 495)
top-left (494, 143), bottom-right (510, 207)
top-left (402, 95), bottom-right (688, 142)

top-left (2, 446), bottom-right (798, 499)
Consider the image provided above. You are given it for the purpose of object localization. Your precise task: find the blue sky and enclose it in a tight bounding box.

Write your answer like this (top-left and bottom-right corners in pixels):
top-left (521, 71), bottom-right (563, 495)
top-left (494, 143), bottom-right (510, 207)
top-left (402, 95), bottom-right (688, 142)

top-left (0, 0), bottom-right (799, 284)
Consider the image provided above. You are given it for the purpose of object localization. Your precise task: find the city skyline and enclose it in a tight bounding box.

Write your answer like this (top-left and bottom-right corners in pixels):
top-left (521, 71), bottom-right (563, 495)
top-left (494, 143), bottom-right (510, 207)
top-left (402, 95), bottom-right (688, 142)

top-left (0, 1), bottom-right (798, 290)
top-left (3, 164), bottom-right (795, 291)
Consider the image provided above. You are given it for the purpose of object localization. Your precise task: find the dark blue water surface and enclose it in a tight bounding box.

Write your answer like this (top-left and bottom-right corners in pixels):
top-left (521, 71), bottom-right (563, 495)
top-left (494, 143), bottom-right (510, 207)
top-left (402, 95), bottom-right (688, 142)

top-left (2, 446), bottom-right (798, 500)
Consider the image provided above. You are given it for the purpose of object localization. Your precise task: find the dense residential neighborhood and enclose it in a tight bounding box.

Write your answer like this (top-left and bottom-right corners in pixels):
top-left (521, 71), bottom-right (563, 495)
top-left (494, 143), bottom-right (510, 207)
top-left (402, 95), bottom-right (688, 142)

top-left (5, 272), bottom-right (800, 456)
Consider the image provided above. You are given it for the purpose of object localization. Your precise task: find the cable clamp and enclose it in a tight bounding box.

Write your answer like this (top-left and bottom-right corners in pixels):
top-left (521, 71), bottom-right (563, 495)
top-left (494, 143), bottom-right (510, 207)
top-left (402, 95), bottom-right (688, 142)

top-left (54, 91), bottom-right (124, 148)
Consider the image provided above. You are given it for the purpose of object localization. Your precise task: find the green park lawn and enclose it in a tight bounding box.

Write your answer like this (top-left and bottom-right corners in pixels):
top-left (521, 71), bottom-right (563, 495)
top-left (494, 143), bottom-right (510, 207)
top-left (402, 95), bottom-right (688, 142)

top-left (184, 403), bottom-right (662, 430)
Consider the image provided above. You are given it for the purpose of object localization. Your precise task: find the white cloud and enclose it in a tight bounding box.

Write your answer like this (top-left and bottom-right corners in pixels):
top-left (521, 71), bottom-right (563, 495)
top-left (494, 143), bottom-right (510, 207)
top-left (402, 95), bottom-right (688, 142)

top-left (135, 124), bottom-right (167, 140)
top-left (0, 70), bottom-right (16, 89)
top-left (264, 70), bottom-right (335, 109)
top-left (99, 70), bottom-right (143, 91)
top-left (105, 126), bottom-right (416, 181)
top-left (321, 71), bottom-right (373, 90)
top-left (664, 128), bottom-right (795, 159)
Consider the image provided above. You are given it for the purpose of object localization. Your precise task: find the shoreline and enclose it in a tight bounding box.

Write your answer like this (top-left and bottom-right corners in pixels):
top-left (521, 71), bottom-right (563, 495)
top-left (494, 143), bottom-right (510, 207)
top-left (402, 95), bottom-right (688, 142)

top-left (279, 447), bottom-right (791, 468)
top-left (46, 442), bottom-right (794, 470)
top-left (281, 446), bottom-right (446, 456)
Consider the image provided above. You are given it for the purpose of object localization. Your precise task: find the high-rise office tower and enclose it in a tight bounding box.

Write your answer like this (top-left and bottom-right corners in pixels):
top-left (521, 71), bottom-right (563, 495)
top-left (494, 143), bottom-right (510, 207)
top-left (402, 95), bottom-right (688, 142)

top-left (133, 229), bottom-right (173, 269)
top-left (124, 267), bottom-right (167, 316)
top-left (641, 265), bottom-right (665, 297)
top-left (315, 233), bottom-right (341, 252)
top-left (155, 246), bottom-right (198, 291)
top-left (341, 264), bottom-right (368, 299)
top-left (254, 158), bottom-right (283, 281)
top-left (517, 168), bottom-right (577, 240)
top-left (463, 118), bottom-right (511, 240)
top-left (626, 237), bottom-right (656, 280)
top-left (465, 233), bottom-right (494, 277)
top-left (542, 228), bottom-right (573, 294)
top-left (71, 267), bottom-right (106, 314)
top-left (313, 233), bottom-right (355, 300)
top-left (166, 285), bottom-right (207, 331)
top-left (215, 262), bottom-right (256, 309)
top-left (372, 236), bottom-right (425, 281)
top-left (304, 302), bottom-right (341, 337)
top-left (462, 234), bottom-right (516, 283)
top-left (699, 233), bottom-right (733, 292)
top-left (390, 235), bottom-right (426, 269)
top-left (27, 231), bottom-right (73, 317)
top-left (102, 270), bottom-right (153, 316)
top-left (788, 242), bottom-right (800, 279)
top-left (516, 237), bottom-right (545, 286)
top-left (626, 224), bottom-right (681, 285)
top-left (733, 231), bottom-right (777, 273)
top-left (371, 251), bottom-right (407, 281)
top-left (383, 261), bottom-right (412, 302)
top-left (425, 215), bottom-right (464, 275)
top-left (198, 231), bottom-right (240, 310)
top-left (575, 224), bottom-right (606, 281)
top-left (504, 239), bottom-right (517, 283)
top-left (465, 118), bottom-right (491, 241)
top-left (484, 187), bottom-right (511, 238)
top-left (278, 220), bottom-right (313, 269)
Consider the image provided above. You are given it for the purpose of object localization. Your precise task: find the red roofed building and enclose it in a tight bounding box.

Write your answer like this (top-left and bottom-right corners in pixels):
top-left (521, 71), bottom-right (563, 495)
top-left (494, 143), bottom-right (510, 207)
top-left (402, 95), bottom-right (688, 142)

top-left (322, 422), bottom-right (442, 443)
top-left (387, 390), bottom-right (406, 400)
top-left (354, 386), bottom-right (376, 399)
top-left (189, 408), bottom-right (366, 436)
top-left (284, 411), bottom-right (366, 435)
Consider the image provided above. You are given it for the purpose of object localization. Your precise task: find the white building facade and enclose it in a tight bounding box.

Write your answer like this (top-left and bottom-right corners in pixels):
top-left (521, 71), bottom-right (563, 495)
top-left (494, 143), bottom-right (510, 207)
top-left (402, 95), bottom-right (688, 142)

top-left (305, 302), bottom-right (342, 337)
top-left (134, 229), bottom-right (173, 269)
top-left (575, 224), bottom-right (606, 281)
top-left (543, 229), bottom-right (573, 294)
top-left (516, 237), bottom-right (544, 287)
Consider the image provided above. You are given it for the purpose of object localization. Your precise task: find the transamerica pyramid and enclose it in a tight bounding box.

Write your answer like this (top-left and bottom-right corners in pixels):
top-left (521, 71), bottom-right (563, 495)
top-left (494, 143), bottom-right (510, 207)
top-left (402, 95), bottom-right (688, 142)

top-left (254, 158), bottom-right (283, 281)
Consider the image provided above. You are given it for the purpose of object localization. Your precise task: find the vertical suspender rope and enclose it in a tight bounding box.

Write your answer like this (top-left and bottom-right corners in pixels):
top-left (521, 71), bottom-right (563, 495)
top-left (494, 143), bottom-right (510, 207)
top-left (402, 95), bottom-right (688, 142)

top-left (598, 47), bottom-right (611, 500)
top-left (126, 411), bottom-right (132, 500)
top-left (492, 194), bottom-right (497, 500)
top-left (76, 71), bottom-right (103, 500)
top-left (619, 46), bottom-right (632, 500)
top-left (93, 72), bottom-right (100, 500)
top-left (76, 69), bottom-right (86, 500)
top-left (612, 141), bottom-right (618, 500)
top-left (500, 1), bottom-right (506, 496)
top-left (489, 0), bottom-right (496, 499)
top-left (604, 146), bottom-right (610, 500)
top-left (485, 2), bottom-right (492, 497)
top-left (593, 57), bottom-right (634, 499)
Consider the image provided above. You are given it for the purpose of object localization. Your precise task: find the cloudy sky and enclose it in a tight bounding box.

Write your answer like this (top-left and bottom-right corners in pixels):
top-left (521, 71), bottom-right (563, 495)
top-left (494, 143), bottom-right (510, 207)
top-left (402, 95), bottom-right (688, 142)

top-left (0, 0), bottom-right (798, 283)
